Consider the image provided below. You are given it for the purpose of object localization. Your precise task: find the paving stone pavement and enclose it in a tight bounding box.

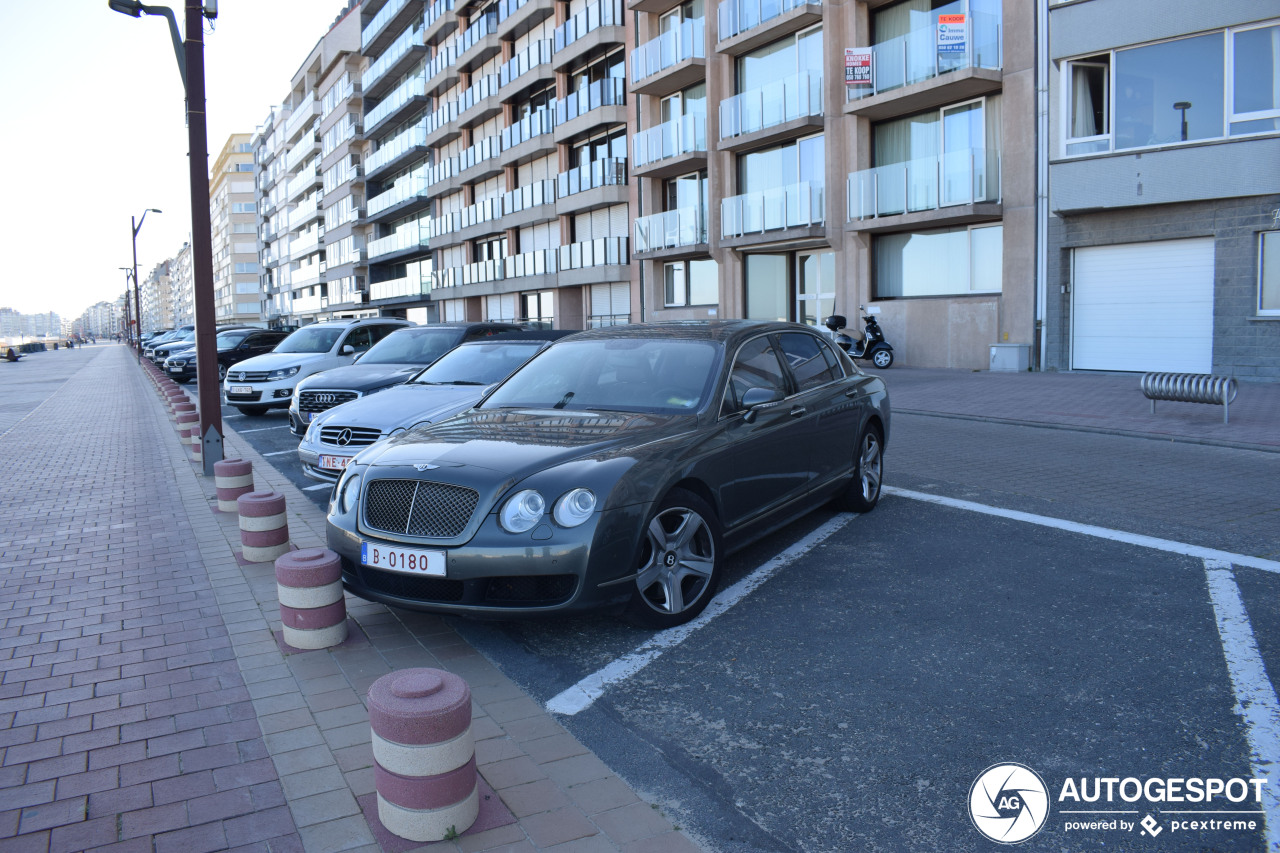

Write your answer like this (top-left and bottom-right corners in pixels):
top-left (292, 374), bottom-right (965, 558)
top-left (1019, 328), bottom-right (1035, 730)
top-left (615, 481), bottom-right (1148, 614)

top-left (0, 346), bottom-right (704, 853)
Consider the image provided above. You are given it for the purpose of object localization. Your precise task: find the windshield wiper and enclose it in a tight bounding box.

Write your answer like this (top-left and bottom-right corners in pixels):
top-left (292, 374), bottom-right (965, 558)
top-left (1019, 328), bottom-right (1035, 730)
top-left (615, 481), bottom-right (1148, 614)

top-left (553, 391), bottom-right (574, 410)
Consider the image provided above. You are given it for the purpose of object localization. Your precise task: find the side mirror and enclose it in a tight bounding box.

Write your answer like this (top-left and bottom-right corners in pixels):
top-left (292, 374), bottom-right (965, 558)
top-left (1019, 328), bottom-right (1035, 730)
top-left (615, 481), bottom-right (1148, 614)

top-left (824, 315), bottom-right (847, 332)
top-left (740, 386), bottom-right (783, 423)
top-left (341, 344), bottom-right (355, 356)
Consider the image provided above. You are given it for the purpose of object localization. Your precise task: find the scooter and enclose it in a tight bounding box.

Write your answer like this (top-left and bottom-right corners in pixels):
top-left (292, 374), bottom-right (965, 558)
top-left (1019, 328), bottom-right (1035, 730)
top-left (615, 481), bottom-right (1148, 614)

top-left (825, 308), bottom-right (894, 368)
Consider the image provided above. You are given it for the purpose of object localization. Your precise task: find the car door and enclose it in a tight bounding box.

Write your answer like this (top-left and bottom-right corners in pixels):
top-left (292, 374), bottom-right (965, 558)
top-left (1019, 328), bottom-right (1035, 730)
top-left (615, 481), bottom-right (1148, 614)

top-left (776, 331), bottom-right (858, 490)
top-left (704, 334), bottom-right (812, 530)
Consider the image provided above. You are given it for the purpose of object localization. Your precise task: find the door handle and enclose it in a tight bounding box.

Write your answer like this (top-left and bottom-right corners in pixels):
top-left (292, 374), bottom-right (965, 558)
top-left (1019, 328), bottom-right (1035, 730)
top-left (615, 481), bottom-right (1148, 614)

top-left (789, 406), bottom-right (806, 417)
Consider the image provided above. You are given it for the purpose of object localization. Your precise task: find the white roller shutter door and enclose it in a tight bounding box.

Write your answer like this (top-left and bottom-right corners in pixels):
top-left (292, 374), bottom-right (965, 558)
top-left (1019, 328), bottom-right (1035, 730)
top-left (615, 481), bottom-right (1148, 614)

top-left (1071, 238), bottom-right (1214, 373)
top-left (591, 282), bottom-right (630, 318)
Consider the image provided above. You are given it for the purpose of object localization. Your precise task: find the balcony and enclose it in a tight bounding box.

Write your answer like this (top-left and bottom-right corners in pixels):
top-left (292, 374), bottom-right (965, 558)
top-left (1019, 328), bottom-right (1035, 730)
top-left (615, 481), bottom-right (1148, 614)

top-left (423, 99), bottom-right (462, 148)
top-left (555, 157), bottom-right (627, 215)
top-left (424, 44), bottom-right (459, 95)
top-left (847, 148), bottom-right (1001, 229)
top-left (553, 0), bottom-right (624, 70)
top-left (365, 122), bottom-right (428, 180)
top-left (367, 171), bottom-right (429, 220)
top-left (630, 18), bottom-right (706, 96)
top-left (291, 260), bottom-right (326, 290)
top-left (367, 219), bottom-right (430, 261)
top-left (634, 207), bottom-right (707, 254)
top-left (716, 0), bottom-right (820, 54)
top-left (721, 181), bottom-right (824, 241)
top-left (497, 0), bottom-right (553, 40)
top-left (293, 292), bottom-right (328, 313)
top-left (719, 71), bottom-right (822, 150)
top-left (500, 39), bottom-right (554, 92)
top-left (364, 73), bottom-right (426, 137)
top-left (370, 262), bottom-right (434, 301)
top-left (500, 179), bottom-right (557, 229)
top-left (424, 0), bottom-right (457, 43)
top-left (427, 136), bottom-right (503, 197)
top-left (557, 237), bottom-right (630, 287)
top-left (554, 78), bottom-right (626, 142)
top-left (456, 72), bottom-right (501, 124)
top-left (284, 93), bottom-right (318, 143)
top-left (291, 230), bottom-right (322, 260)
top-left (284, 132), bottom-right (319, 174)
top-left (500, 109), bottom-right (557, 166)
top-left (362, 26), bottom-right (427, 98)
top-left (286, 166), bottom-right (322, 203)
top-left (843, 13), bottom-right (1003, 120)
top-left (428, 198), bottom-right (500, 243)
top-left (288, 195), bottom-right (323, 231)
top-left (456, 10), bottom-right (500, 70)
top-left (362, 0), bottom-right (421, 54)
top-left (632, 114), bottom-right (707, 178)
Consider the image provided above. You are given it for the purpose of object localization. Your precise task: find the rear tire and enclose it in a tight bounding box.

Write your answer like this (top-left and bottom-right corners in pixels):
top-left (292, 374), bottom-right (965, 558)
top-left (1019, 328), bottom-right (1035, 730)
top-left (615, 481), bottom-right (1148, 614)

top-left (624, 488), bottom-right (723, 629)
top-left (871, 348), bottom-right (893, 369)
top-left (834, 423), bottom-right (883, 513)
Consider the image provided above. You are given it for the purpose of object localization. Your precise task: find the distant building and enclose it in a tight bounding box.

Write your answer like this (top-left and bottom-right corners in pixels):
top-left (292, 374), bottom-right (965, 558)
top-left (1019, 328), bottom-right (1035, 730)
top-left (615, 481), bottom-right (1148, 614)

top-left (210, 134), bottom-right (263, 324)
top-left (140, 259), bottom-right (175, 335)
top-left (0, 307), bottom-right (63, 342)
top-left (171, 242), bottom-right (194, 328)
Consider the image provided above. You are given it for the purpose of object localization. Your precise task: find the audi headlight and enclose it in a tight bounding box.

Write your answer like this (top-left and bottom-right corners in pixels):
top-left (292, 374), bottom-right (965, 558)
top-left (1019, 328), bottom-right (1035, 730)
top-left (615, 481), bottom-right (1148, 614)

top-left (499, 490), bottom-right (545, 533)
top-left (335, 469), bottom-right (362, 515)
top-left (267, 365), bottom-right (301, 381)
top-left (553, 489), bottom-right (596, 528)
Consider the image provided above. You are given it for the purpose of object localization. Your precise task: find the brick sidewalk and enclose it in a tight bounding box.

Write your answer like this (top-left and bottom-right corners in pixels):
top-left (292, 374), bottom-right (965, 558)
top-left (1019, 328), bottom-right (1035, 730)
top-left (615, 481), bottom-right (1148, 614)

top-left (1, 346), bottom-right (703, 852)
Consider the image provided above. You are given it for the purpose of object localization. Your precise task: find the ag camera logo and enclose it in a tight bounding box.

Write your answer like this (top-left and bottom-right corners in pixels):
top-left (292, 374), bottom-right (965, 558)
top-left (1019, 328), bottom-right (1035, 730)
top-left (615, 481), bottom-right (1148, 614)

top-left (969, 763), bottom-right (1050, 844)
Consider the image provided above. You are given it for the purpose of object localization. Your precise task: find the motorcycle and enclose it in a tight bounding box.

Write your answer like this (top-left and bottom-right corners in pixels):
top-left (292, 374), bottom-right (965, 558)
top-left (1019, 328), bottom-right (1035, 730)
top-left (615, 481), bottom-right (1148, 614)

top-left (825, 308), bottom-right (894, 368)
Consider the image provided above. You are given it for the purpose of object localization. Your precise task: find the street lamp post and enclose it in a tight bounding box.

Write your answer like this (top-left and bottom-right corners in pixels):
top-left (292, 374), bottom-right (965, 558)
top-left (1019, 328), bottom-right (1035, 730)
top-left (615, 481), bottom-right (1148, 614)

top-left (131, 208), bottom-right (161, 353)
top-left (110, 0), bottom-right (223, 474)
top-left (119, 267), bottom-right (136, 355)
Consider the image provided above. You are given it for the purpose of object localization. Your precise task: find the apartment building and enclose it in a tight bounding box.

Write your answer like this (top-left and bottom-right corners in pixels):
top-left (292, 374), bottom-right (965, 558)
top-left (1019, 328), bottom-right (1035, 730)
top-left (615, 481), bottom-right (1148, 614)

top-left (1045, 0), bottom-right (1280, 378)
top-left (171, 242), bottom-right (194, 327)
top-left (140, 259), bottom-right (175, 333)
top-left (210, 134), bottom-right (263, 324)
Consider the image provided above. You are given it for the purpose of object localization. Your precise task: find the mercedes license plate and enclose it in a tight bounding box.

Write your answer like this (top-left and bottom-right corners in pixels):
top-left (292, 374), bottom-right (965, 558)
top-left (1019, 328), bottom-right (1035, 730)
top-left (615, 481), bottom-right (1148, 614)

top-left (361, 543), bottom-right (445, 576)
top-left (319, 455), bottom-right (351, 471)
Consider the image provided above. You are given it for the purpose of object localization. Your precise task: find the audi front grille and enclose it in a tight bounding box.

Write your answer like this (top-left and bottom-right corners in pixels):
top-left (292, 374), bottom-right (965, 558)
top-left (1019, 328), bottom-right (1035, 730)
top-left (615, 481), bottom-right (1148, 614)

top-left (298, 390), bottom-right (359, 413)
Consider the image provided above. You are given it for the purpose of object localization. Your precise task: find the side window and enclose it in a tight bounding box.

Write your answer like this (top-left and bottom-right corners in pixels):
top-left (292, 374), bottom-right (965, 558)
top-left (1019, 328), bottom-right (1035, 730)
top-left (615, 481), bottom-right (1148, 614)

top-left (720, 336), bottom-right (789, 417)
top-left (343, 327), bottom-right (375, 352)
top-left (778, 332), bottom-right (842, 391)
top-left (463, 327), bottom-right (498, 342)
top-left (370, 324), bottom-right (404, 344)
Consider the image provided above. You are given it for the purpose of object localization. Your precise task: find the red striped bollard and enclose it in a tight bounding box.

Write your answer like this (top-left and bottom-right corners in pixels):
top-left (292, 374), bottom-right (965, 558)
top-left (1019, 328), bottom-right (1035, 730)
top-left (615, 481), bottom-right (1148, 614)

top-left (176, 408), bottom-right (198, 437)
top-left (214, 458), bottom-right (254, 511)
top-left (190, 424), bottom-right (203, 464)
top-left (370, 669), bottom-right (478, 842)
top-left (237, 491), bottom-right (289, 562)
top-left (275, 549), bottom-right (347, 649)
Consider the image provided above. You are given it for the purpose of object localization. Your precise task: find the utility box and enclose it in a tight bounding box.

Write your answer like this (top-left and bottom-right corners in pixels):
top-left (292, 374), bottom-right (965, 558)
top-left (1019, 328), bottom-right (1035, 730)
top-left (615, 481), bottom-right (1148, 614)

top-left (989, 343), bottom-right (1030, 372)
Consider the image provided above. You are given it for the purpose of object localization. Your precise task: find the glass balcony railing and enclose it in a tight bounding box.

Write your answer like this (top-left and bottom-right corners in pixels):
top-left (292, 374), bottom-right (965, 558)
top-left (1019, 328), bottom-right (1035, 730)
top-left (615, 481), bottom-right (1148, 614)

top-left (633, 114), bottom-right (706, 168)
top-left (847, 12), bottom-right (1002, 101)
top-left (556, 156), bottom-right (626, 197)
top-left (721, 181), bottom-right (823, 237)
top-left (284, 93), bottom-right (317, 140)
top-left (365, 73), bottom-right (425, 132)
top-left (284, 132), bottom-right (318, 174)
top-left (426, 0), bottom-right (454, 28)
top-left (455, 135), bottom-right (501, 174)
top-left (362, 26), bottom-right (425, 93)
top-left (631, 18), bottom-right (705, 84)
top-left (720, 71), bottom-right (821, 139)
top-left (501, 108), bottom-right (556, 149)
top-left (370, 264), bottom-right (434, 301)
top-left (367, 172), bottom-right (427, 216)
top-left (498, 0), bottom-right (533, 22)
top-left (429, 198), bottom-right (500, 240)
top-left (288, 196), bottom-right (322, 231)
top-left (500, 39), bottom-right (553, 88)
top-left (365, 123), bottom-right (427, 176)
top-left (717, 0), bottom-right (819, 42)
top-left (423, 44), bottom-right (457, 85)
top-left (457, 10), bottom-right (498, 56)
top-left (502, 179), bottom-right (555, 215)
top-left (362, 0), bottom-right (411, 49)
top-left (457, 73), bottom-right (500, 116)
top-left (367, 219), bottom-right (429, 259)
top-left (554, 0), bottom-right (623, 52)
top-left (291, 262), bottom-right (324, 289)
top-left (424, 99), bottom-right (461, 137)
top-left (555, 77), bottom-right (625, 126)
top-left (847, 148), bottom-right (1000, 219)
top-left (634, 207), bottom-right (706, 252)
top-left (559, 236), bottom-right (628, 270)
top-left (290, 230), bottom-right (322, 259)
top-left (285, 166), bottom-right (320, 201)
top-left (293, 293), bottom-right (328, 313)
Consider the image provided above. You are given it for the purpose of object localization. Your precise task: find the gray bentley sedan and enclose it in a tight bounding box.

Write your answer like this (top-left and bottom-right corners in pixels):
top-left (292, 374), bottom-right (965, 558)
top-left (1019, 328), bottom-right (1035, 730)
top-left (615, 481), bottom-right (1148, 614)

top-left (325, 321), bottom-right (890, 627)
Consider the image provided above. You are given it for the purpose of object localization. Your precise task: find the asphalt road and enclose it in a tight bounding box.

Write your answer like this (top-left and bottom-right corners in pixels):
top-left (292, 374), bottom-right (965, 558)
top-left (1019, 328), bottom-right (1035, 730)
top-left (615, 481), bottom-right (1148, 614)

top-left (213, 374), bottom-right (1280, 852)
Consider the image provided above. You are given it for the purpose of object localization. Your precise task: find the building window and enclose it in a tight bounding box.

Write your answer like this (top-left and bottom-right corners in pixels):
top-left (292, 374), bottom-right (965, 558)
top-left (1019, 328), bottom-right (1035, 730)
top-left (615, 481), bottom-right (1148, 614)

top-left (873, 223), bottom-right (1002, 298)
top-left (1261, 231), bottom-right (1280, 316)
top-left (744, 254), bottom-right (790, 320)
top-left (869, 97), bottom-right (1001, 211)
top-left (1063, 22), bottom-right (1280, 156)
top-left (521, 292), bottom-right (554, 328)
top-left (664, 259), bottom-right (717, 307)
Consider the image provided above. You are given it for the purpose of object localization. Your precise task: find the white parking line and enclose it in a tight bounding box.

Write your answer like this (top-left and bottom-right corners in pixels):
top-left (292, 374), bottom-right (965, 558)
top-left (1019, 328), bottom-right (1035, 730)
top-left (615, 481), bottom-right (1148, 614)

top-left (260, 450), bottom-right (294, 457)
top-left (884, 487), bottom-right (1280, 574)
top-left (238, 426), bottom-right (291, 434)
top-left (1203, 559), bottom-right (1280, 849)
top-left (303, 483), bottom-right (332, 491)
top-left (545, 514), bottom-right (854, 716)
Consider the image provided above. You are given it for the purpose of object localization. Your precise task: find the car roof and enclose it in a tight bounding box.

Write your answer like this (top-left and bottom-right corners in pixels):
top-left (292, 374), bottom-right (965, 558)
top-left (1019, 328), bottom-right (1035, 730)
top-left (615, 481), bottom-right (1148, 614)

top-left (559, 320), bottom-right (794, 344)
top-left (305, 317), bottom-right (412, 327)
top-left (463, 329), bottom-right (579, 343)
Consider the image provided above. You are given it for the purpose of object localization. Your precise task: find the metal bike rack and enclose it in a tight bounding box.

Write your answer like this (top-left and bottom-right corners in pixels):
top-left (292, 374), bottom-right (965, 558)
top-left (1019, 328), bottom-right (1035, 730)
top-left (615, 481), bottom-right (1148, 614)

top-left (1140, 372), bottom-right (1239, 424)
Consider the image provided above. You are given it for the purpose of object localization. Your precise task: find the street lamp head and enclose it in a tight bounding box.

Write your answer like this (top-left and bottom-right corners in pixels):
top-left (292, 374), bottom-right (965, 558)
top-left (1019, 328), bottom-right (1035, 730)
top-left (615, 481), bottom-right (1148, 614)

top-left (148, 208), bottom-right (163, 214)
top-left (1173, 101), bottom-right (1192, 111)
top-left (107, 0), bottom-right (144, 17)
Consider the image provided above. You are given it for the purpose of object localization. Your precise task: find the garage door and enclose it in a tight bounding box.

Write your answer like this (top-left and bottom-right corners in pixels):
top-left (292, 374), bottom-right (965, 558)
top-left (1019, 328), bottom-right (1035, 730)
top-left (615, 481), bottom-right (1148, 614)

top-left (1071, 238), bottom-right (1214, 373)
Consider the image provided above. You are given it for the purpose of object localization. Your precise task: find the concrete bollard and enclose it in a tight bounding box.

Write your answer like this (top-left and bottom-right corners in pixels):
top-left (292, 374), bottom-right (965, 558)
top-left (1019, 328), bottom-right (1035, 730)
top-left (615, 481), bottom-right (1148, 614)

top-left (237, 491), bottom-right (289, 562)
top-left (214, 458), bottom-right (255, 512)
top-left (190, 424), bottom-right (203, 463)
top-left (176, 410), bottom-right (198, 437)
top-left (275, 549), bottom-right (347, 649)
top-left (369, 669), bottom-right (478, 842)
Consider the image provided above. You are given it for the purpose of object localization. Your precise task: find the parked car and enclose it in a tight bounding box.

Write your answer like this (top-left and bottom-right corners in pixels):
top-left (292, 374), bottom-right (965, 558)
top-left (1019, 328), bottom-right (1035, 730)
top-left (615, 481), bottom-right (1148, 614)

top-left (325, 321), bottom-right (890, 627)
top-left (164, 328), bottom-right (290, 383)
top-left (143, 327), bottom-right (191, 360)
top-left (224, 317), bottom-right (412, 416)
top-left (287, 322), bottom-right (526, 436)
top-left (298, 330), bottom-right (577, 482)
top-left (153, 325), bottom-right (257, 368)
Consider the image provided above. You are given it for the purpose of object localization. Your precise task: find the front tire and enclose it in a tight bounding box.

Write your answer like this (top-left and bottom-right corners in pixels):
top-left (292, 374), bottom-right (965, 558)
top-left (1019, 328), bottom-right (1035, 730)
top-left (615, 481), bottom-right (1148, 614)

top-left (835, 423), bottom-right (884, 513)
top-left (624, 488), bottom-right (723, 629)
top-left (871, 347), bottom-right (893, 369)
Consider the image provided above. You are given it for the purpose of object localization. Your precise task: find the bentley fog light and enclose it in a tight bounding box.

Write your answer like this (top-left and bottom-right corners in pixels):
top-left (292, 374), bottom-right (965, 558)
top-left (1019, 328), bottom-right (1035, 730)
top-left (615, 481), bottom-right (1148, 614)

top-left (499, 490), bottom-right (545, 533)
top-left (553, 489), bottom-right (596, 527)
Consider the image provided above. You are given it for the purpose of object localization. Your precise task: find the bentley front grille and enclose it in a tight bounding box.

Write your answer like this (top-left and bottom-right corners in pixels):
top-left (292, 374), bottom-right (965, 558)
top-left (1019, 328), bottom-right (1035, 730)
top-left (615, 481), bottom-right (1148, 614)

top-left (363, 479), bottom-right (480, 538)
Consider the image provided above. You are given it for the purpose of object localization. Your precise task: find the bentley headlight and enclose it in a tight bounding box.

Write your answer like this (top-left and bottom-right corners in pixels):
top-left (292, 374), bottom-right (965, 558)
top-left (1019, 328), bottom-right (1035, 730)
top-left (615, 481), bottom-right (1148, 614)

top-left (553, 489), bottom-right (596, 528)
top-left (499, 490), bottom-right (545, 533)
top-left (267, 365), bottom-right (301, 381)
top-left (336, 469), bottom-right (362, 515)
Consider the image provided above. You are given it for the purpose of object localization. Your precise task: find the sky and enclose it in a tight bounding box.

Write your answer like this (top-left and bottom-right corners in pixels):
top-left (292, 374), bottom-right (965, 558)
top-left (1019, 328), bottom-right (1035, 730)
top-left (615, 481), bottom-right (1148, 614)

top-left (0, 0), bottom-right (353, 321)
